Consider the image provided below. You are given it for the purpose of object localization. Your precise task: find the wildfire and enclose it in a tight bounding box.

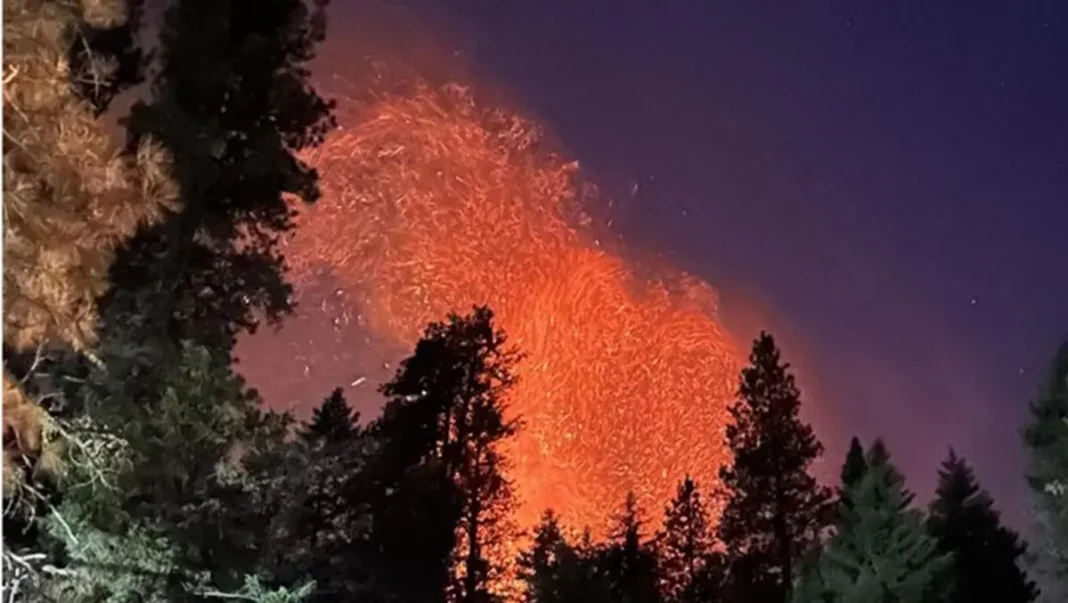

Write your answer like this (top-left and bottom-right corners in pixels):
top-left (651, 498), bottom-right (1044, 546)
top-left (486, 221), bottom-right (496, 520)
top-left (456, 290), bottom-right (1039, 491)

top-left (281, 79), bottom-right (742, 539)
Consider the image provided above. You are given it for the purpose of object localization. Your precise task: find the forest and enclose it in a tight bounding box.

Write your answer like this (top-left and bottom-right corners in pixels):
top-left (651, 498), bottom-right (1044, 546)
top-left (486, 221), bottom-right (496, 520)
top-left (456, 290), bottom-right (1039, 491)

top-left (3, 1), bottom-right (1067, 602)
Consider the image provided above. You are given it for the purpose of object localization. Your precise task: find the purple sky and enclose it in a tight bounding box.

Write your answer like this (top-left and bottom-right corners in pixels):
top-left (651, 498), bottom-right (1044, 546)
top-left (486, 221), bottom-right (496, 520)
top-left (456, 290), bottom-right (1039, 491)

top-left (295, 0), bottom-right (1068, 525)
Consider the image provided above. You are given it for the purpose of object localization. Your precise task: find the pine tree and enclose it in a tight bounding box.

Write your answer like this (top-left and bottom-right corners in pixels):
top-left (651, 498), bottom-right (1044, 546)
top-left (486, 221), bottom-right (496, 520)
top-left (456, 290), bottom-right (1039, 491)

top-left (717, 332), bottom-right (833, 603)
top-left (102, 0), bottom-right (337, 361)
top-left (792, 439), bottom-right (951, 603)
top-left (69, 0), bottom-right (150, 116)
top-left (2, 0), bottom-right (176, 357)
top-left (519, 511), bottom-right (613, 603)
top-left (835, 436), bottom-right (868, 523)
top-left (260, 388), bottom-right (371, 601)
top-left (6, 342), bottom-right (306, 601)
top-left (369, 306), bottom-right (521, 602)
top-left (1022, 338), bottom-right (1068, 601)
top-left (927, 450), bottom-right (1037, 603)
top-left (2, 0), bottom-right (177, 507)
top-left (656, 477), bottom-right (723, 603)
top-left (841, 437), bottom-right (867, 491)
top-left (115, 343), bottom-right (297, 593)
top-left (520, 511), bottom-right (571, 602)
top-left (301, 387), bottom-right (360, 445)
top-left (597, 492), bottom-right (661, 603)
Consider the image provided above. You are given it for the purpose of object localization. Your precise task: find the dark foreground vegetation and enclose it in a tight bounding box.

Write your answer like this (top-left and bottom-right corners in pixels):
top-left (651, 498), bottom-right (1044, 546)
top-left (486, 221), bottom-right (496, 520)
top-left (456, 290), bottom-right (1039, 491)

top-left (3, 1), bottom-right (1066, 602)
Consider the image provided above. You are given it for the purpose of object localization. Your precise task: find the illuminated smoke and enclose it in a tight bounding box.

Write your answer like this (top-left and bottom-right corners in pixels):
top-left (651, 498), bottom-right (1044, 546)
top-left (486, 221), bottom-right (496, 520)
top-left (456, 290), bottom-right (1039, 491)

top-left (275, 78), bottom-right (743, 539)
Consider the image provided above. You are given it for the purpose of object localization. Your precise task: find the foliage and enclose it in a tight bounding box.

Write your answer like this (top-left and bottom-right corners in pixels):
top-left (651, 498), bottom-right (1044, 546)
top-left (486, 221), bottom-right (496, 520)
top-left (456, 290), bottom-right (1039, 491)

top-left (102, 0), bottom-right (337, 359)
top-left (3, 0), bottom-right (177, 356)
top-left (838, 437), bottom-right (866, 509)
top-left (262, 388), bottom-right (373, 601)
top-left (3, 342), bottom-right (303, 602)
top-left (656, 477), bottom-right (723, 603)
top-left (194, 574), bottom-right (316, 603)
top-left (518, 510), bottom-right (612, 603)
top-left (2, 0), bottom-right (177, 538)
top-left (927, 450), bottom-right (1037, 603)
top-left (1022, 339), bottom-right (1068, 601)
top-left (596, 492), bottom-right (661, 603)
top-left (3, 412), bottom-right (181, 602)
top-left (372, 305), bottom-right (521, 602)
top-left (792, 439), bottom-right (951, 603)
top-left (717, 332), bottom-right (833, 603)
top-left (68, 0), bottom-right (149, 116)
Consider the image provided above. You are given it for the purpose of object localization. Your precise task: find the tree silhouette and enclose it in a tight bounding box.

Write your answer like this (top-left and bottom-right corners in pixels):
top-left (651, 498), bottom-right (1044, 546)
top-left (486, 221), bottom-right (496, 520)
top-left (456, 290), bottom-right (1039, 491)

top-left (103, 0), bottom-right (337, 361)
top-left (717, 332), bottom-right (832, 603)
top-left (301, 387), bottom-right (360, 445)
top-left (518, 510), bottom-right (611, 603)
top-left (371, 306), bottom-right (520, 602)
top-left (835, 436), bottom-right (868, 524)
top-left (1022, 338), bottom-right (1068, 601)
top-left (519, 511), bottom-right (572, 603)
top-left (927, 450), bottom-right (1037, 603)
top-left (596, 492), bottom-right (661, 603)
top-left (792, 439), bottom-right (951, 603)
top-left (656, 477), bottom-right (723, 603)
top-left (840, 437), bottom-right (867, 490)
top-left (260, 388), bottom-right (371, 601)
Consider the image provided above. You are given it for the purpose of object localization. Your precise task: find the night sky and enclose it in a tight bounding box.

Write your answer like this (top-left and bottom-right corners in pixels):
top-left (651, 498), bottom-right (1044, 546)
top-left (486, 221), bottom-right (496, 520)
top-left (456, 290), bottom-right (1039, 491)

top-left (297, 0), bottom-right (1068, 525)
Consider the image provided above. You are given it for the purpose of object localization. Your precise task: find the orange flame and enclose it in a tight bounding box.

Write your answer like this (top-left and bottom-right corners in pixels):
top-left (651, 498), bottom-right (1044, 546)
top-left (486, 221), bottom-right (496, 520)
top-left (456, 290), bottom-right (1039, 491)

top-left (283, 80), bottom-right (742, 541)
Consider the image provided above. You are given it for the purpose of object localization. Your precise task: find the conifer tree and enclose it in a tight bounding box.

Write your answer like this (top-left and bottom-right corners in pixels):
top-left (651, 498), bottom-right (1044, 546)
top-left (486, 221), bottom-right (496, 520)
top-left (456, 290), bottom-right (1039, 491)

top-left (6, 342), bottom-right (307, 601)
top-left (69, 0), bottom-right (149, 116)
top-left (518, 511), bottom-right (613, 603)
top-left (596, 492), bottom-right (661, 603)
top-left (369, 306), bottom-right (520, 602)
top-left (656, 477), bottom-right (723, 603)
top-left (520, 511), bottom-right (572, 603)
top-left (2, 1), bottom-right (177, 582)
top-left (792, 439), bottom-right (951, 603)
top-left (3, 0), bottom-right (176, 357)
top-left (836, 436), bottom-right (868, 521)
top-left (927, 450), bottom-right (1037, 603)
top-left (840, 437), bottom-right (867, 491)
top-left (2, 0), bottom-right (174, 478)
top-left (103, 0), bottom-right (337, 360)
top-left (717, 332), bottom-right (832, 603)
top-left (262, 387), bottom-right (371, 601)
top-left (112, 343), bottom-right (296, 592)
top-left (301, 387), bottom-right (360, 445)
top-left (1022, 339), bottom-right (1068, 601)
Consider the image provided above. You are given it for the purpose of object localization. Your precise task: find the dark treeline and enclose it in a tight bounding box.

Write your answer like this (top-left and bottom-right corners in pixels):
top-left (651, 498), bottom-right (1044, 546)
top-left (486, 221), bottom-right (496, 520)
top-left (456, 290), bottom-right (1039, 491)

top-left (3, 1), bottom-right (1067, 603)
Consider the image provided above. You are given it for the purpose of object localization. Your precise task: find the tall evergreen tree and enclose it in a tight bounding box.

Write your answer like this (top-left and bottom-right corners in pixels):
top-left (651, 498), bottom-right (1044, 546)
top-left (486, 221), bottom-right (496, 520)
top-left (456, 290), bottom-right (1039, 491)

top-left (112, 343), bottom-right (298, 595)
top-left (301, 387), bottom-right (360, 444)
top-left (8, 342), bottom-right (310, 602)
top-left (263, 388), bottom-right (371, 601)
top-left (836, 436), bottom-right (868, 522)
top-left (656, 477), bottom-right (723, 603)
top-left (1, 0), bottom-right (177, 511)
top-left (596, 492), bottom-right (661, 603)
top-left (1022, 338), bottom-right (1068, 601)
top-left (717, 332), bottom-right (833, 603)
top-left (927, 450), bottom-right (1037, 603)
top-left (520, 511), bottom-right (573, 603)
top-left (841, 437), bottom-right (867, 491)
top-left (792, 439), bottom-right (951, 603)
top-left (369, 306), bottom-right (520, 602)
top-left (103, 0), bottom-right (337, 361)
top-left (518, 511), bottom-right (612, 603)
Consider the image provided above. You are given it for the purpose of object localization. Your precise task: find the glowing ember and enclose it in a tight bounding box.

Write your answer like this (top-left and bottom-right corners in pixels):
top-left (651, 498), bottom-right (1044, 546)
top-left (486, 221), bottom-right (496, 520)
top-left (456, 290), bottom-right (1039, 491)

top-left (279, 80), bottom-right (742, 537)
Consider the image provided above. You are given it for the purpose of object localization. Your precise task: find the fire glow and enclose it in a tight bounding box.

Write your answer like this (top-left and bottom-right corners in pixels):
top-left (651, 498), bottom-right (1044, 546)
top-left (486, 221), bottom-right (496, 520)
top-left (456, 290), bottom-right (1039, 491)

top-left (279, 79), bottom-right (742, 537)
